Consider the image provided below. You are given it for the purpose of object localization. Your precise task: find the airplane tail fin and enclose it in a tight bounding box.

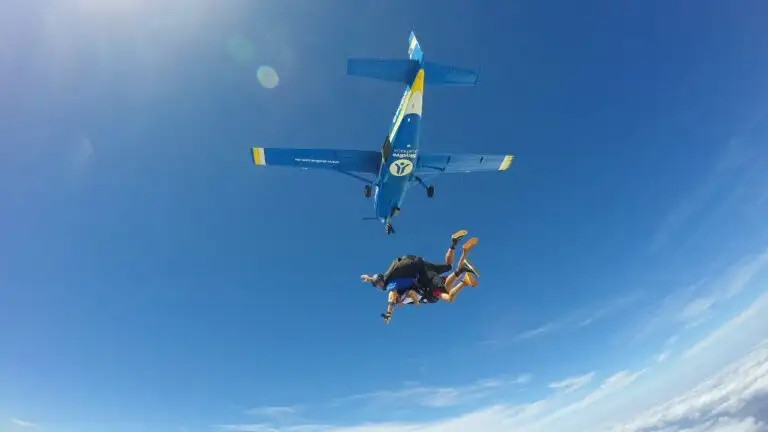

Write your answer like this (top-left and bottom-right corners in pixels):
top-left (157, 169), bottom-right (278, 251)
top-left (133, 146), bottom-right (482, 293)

top-left (408, 31), bottom-right (423, 63)
top-left (346, 32), bottom-right (479, 87)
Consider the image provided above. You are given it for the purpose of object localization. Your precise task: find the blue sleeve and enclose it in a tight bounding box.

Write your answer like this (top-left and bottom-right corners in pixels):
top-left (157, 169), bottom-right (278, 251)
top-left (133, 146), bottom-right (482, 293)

top-left (386, 277), bottom-right (415, 292)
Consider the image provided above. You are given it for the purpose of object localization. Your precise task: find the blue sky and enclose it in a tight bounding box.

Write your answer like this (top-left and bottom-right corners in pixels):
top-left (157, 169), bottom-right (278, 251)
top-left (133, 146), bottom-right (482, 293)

top-left (2, 1), bottom-right (768, 431)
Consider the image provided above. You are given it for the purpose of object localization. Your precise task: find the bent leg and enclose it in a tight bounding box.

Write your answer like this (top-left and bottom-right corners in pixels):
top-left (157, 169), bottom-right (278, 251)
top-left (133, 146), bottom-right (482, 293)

top-left (442, 240), bottom-right (477, 286)
top-left (444, 248), bottom-right (455, 266)
top-left (440, 280), bottom-right (467, 302)
top-left (441, 274), bottom-right (477, 302)
top-left (441, 236), bottom-right (478, 281)
top-left (444, 229), bottom-right (468, 265)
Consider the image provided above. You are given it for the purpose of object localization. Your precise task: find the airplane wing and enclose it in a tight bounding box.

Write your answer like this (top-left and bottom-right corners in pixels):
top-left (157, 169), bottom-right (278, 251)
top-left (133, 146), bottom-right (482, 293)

top-left (415, 152), bottom-right (514, 175)
top-left (251, 147), bottom-right (381, 174)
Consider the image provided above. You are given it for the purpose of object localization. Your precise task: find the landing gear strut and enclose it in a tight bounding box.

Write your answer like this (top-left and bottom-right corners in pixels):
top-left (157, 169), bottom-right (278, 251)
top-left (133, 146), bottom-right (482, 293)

top-left (364, 185), bottom-right (372, 198)
top-left (385, 207), bottom-right (399, 235)
top-left (415, 176), bottom-right (435, 198)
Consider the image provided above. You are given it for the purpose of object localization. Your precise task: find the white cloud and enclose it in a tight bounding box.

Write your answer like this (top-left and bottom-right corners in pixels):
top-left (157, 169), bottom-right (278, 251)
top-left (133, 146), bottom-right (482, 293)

top-left (631, 278), bottom-right (709, 343)
top-left (721, 250), bottom-right (768, 299)
top-left (511, 322), bottom-right (560, 341)
top-left (246, 406), bottom-right (300, 420)
top-left (657, 351), bottom-right (671, 363)
top-left (217, 426), bottom-right (278, 432)
top-left (682, 293), bottom-right (768, 360)
top-left (501, 293), bottom-right (642, 344)
top-left (648, 136), bottom-right (765, 253)
top-left (612, 340), bottom-right (768, 432)
top-left (332, 374), bottom-right (532, 409)
top-left (632, 249), bottom-right (768, 343)
top-left (217, 287), bottom-right (768, 432)
top-left (548, 372), bottom-right (595, 393)
top-left (10, 418), bottom-right (40, 429)
top-left (679, 296), bottom-right (716, 322)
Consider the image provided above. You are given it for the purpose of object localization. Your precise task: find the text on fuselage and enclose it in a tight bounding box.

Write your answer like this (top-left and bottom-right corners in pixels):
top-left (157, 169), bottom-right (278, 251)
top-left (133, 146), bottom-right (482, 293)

top-left (392, 149), bottom-right (417, 160)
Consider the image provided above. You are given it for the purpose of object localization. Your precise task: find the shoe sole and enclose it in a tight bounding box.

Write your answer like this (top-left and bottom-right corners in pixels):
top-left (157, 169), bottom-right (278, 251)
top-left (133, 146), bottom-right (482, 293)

top-left (462, 237), bottom-right (478, 252)
top-left (452, 230), bottom-right (468, 240)
top-left (462, 260), bottom-right (480, 277)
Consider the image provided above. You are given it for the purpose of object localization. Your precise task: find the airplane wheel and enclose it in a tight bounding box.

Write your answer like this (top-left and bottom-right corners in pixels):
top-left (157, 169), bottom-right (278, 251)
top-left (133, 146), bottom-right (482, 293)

top-left (364, 185), bottom-right (372, 198)
top-left (426, 185), bottom-right (435, 198)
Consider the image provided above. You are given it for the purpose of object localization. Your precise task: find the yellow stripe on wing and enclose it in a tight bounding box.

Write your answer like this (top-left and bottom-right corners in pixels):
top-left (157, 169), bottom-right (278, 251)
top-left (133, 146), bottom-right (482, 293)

top-left (252, 147), bottom-right (266, 166)
top-left (498, 155), bottom-right (514, 171)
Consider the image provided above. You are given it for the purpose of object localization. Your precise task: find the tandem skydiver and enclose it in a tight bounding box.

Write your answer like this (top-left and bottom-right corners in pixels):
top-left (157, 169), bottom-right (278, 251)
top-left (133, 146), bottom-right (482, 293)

top-left (394, 267), bottom-right (478, 305)
top-left (360, 230), bottom-right (480, 324)
top-left (379, 239), bottom-right (479, 323)
top-left (360, 229), bottom-right (478, 289)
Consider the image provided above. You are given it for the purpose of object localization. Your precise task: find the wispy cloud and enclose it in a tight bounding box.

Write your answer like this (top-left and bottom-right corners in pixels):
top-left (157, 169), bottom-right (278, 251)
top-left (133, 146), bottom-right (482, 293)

top-left (656, 351), bottom-right (671, 363)
top-left (682, 292), bottom-right (768, 360)
top-left (721, 250), bottom-right (768, 299)
top-left (10, 418), bottom-right (40, 429)
top-left (548, 372), bottom-right (596, 393)
top-left (630, 278), bottom-right (708, 343)
top-left (632, 249), bottom-right (768, 344)
top-left (246, 406), bottom-right (301, 420)
top-left (491, 292), bottom-right (642, 345)
top-left (216, 425), bottom-right (278, 432)
top-left (533, 369), bottom-right (646, 430)
top-left (512, 322), bottom-right (560, 342)
top-left (648, 135), bottom-right (767, 254)
top-left (332, 374), bottom-right (532, 409)
top-left (678, 296), bottom-right (716, 322)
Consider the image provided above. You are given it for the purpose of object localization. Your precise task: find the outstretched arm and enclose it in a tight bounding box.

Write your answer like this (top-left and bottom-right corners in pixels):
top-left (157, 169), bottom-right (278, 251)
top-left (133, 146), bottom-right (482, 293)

top-left (382, 290), bottom-right (398, 323)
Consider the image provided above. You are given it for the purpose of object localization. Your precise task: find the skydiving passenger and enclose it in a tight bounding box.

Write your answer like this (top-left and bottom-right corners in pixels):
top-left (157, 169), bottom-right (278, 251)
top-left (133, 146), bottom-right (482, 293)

top-left (380, 262), bottom-right (478, 324)
top-left (395, 270), bottom-right (479, 306)
top-left (360, 230), bottom-right (480, 324)
top-left (360, 229), bottom-right (478, 291)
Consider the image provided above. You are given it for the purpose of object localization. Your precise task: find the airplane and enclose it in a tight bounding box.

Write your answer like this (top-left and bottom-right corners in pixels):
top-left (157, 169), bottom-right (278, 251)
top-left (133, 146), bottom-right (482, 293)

top-left (250, 31), bottom-right (514, 235)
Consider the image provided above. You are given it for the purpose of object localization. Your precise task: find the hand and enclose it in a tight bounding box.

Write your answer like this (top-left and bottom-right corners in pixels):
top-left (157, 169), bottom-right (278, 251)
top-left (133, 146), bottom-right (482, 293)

top-left (361, 274), bottom-right (371, 283)
top-left (381, 312), bottom-right (392, 324)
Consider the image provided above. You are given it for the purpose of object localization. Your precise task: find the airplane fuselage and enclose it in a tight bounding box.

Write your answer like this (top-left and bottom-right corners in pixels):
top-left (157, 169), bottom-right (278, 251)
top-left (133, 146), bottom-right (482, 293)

top-left (373, 68), bottom-right (425, 226)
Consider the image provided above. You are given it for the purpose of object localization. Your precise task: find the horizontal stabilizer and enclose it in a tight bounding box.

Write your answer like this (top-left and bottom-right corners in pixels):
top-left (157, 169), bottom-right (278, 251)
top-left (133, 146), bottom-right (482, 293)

top-left (347, 58), bottom-right (420, 84)
top-left (346, 58), bottom-right (478, 86)
top-left (423, 61), bottom-right (479, 86)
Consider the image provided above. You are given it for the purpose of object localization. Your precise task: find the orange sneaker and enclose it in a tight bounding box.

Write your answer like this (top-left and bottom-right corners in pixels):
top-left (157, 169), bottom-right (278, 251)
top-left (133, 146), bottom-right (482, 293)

top-left (462, 237), bottom-right (478, 253)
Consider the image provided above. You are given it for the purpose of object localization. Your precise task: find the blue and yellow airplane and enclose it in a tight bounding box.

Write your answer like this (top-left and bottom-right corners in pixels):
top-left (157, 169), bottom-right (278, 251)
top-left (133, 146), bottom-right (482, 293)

top-left (251, 32), bottom-right (514, 234)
